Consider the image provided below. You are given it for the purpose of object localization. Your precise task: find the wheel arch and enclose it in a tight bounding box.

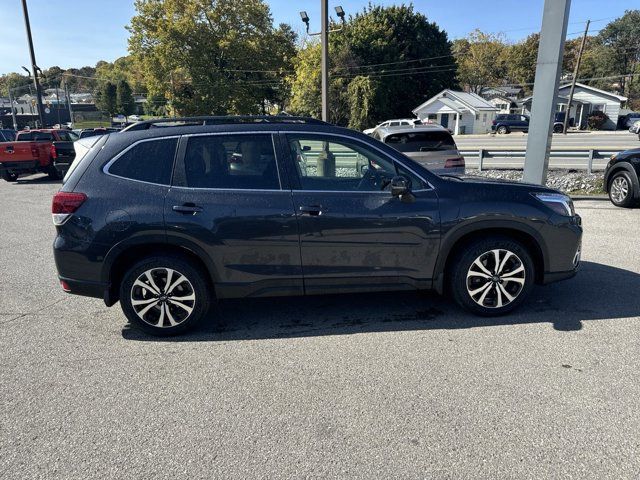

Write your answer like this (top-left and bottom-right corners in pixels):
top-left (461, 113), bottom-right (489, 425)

top-left (604, 162), bottom-right (640, 199)
top-left (433, 222), bottom-right (547, 294)
top-left (102, 236), bottom-right (218, 306)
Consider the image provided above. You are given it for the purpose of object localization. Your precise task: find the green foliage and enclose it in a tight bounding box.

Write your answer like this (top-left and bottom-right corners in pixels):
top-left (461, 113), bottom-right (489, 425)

top-left (288, 4), bottom-right (456, 126)
top-left (347, 76), bottom-right (376, 130)
top-left (95, 82), bottom-right (117, 116)
top-left (127, 0), bottom-right (296, 115)
top-left (116, 79), bottom-right (136, 115)
top-left (453, 30), bottom-right (508, 93)
top-left (506, 33), bottom-right (539, 94)
top-left (587, 110), bottom-right (609, 130)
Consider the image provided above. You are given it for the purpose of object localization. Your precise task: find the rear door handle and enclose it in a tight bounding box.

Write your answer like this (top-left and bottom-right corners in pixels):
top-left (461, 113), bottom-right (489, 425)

top-left (173, 203), bottom-right (203, 214)
top-left (299, 205), bottom-right (323, 216)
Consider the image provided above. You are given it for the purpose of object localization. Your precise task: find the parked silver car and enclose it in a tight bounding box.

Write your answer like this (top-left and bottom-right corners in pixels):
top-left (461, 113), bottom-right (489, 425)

top-left (372, 124), bottom-right (465, 174)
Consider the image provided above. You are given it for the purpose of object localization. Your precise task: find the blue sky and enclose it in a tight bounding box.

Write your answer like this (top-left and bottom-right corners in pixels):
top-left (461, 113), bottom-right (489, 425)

top-left (0, 0), bottom-right (635, 75)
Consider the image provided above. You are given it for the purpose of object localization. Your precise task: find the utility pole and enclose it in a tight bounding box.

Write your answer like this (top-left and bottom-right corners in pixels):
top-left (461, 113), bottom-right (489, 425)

top-left (64, 80), bottom-right (73, 126)
top-left (8, 88), bottom-right (18, 131)
top-left (523, 0), bottom-right (571, 185)
top-left (320, 0), bottom-right (329, 122)
top-left (563, 19), bottom-right (590, 134)
top-left (21, 0), bottom-right (45, 128)
top-left (300, 4), bottom-right (345, 123)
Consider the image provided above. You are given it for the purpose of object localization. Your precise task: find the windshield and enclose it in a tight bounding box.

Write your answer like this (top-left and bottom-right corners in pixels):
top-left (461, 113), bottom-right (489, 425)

top-left (16, 131), bottom-right (54, 141)
top-left (384, 131), bottom-right (456, 152)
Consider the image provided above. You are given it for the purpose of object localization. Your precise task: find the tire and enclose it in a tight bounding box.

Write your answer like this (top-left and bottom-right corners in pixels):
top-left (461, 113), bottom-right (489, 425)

top-left (553, 124), bottom-right (564, 133)
top-left (496, 125), bottom-right (508, 134)
top-left (119, 255), bottom-right (211, 336)
top-left (448, 236), bottom-right (535, 317)
top-left (608, 171), bottom-right (636, 208)
top-left (1, 171), bottom-right (18, 182)
top-left (47, 165), bottom-right (62, 180)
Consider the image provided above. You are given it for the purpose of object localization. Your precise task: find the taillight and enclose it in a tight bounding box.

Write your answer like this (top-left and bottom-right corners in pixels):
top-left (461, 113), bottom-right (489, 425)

top-left (492, 120), bottom-right (497, 125)
top-left (444, 157), bottom-right (465, 169)
top-left (50, 144), bottom-right (58, 159)
top-left (52, 191), bottom-right (86, 225)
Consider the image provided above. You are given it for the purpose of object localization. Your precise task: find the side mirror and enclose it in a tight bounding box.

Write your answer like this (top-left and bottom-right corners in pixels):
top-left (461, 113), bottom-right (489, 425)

top-left (390, 175), bottom-right (411, 198)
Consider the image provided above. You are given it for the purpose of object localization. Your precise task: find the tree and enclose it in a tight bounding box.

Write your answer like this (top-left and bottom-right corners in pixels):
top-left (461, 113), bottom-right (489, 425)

top-left (506, 33), bottom-right (539, 94)
top-left (116, 79), bottom-right (136, 115)
top-left (95, 81), bottom-right (117, 116)
top-left (127, 0), bottom-right (296, 115)
top-left (453, 30), bottom-right (508, 93)
top-left (595, 10), bottom-right (640, 96)
top-left (288, 4), bottom-right (456, 125)
top-left (347, 76), bottom-right (377, 130)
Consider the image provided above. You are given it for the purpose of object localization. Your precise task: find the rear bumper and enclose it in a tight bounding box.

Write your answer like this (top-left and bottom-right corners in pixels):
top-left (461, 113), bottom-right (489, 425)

top-left (58, 275), bottom-right (108, 300)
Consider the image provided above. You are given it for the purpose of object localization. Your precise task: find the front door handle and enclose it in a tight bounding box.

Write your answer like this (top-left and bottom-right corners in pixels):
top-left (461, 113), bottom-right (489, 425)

top-left (173, 203), bottom-right (203, 214)
top-left (299, 205), bottom-right (323, 216)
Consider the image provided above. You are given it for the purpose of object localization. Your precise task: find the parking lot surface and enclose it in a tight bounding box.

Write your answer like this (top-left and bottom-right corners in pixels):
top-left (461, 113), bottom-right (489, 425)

top-left (1, 175), bottom-right (639, 479)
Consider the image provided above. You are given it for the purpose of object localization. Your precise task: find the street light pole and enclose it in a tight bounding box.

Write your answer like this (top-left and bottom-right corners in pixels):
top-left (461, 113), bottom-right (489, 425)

top-left (321, 0), bottom-right (329, 122)
top-left (21, 0), bottom-right (45, 128)
top-left (8, 88), bottom-right (18, 130)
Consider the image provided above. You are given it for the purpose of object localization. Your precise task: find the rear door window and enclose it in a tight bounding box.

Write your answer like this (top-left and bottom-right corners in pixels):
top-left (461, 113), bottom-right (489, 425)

top-left (107, 137), bottom-right (178, 185)
top-left (384, 131), bottom-right (455, 152)
top-left (180, 134), bottom-right (280, 190)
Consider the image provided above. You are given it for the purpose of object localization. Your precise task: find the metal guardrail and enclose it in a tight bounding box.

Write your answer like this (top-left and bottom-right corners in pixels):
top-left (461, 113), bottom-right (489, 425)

top-left (459, 148), bottom-right (619, 173)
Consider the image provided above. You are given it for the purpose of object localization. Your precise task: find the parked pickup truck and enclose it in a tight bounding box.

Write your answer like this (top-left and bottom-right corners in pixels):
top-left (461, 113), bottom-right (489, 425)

top-left (0, 129), bottom-right (77, 182)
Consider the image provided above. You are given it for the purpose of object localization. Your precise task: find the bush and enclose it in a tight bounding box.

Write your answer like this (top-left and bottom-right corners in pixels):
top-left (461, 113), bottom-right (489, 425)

top-left (587, 110), bottom-right (609, 130)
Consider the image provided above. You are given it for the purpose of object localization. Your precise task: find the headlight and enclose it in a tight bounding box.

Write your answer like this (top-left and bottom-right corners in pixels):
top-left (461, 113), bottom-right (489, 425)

top-left (532, 192), bottom-right (575, 216)
top-left (610, 153), bottom-right (617, 161)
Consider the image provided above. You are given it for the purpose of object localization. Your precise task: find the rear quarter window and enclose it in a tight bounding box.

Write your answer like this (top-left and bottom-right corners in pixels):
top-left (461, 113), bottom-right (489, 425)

top-left (107, 137), bottom-right (178, 185)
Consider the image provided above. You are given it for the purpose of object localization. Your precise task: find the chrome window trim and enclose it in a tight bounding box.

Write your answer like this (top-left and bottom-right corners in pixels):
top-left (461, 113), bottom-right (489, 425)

top-left (283, 130), bottom-right (435, 191)
top-left (180, 131), bottom-right (283, 191)
top-left (102, 135), bottom-right (181, 187)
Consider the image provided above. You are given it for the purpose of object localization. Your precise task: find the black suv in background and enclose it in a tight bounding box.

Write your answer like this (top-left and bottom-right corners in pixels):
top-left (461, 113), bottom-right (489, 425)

top-left (492, 113), bottom-right (570, 134)
top-left (53, 116), bottom-right (582, 335)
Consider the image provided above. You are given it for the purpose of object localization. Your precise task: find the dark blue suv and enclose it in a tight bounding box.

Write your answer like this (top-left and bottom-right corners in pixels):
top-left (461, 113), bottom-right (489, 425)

top-left (53, 116), bottom-right (582, 335)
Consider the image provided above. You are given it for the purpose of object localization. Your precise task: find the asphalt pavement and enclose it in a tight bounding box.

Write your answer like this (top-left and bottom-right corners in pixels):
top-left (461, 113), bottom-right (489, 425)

top-left (1, 176), bottom-right (639, 479)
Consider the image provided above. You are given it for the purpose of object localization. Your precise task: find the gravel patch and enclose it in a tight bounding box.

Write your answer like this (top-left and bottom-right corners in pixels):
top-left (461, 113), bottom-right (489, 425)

top-left (468, 169), bottom-right (605, 195)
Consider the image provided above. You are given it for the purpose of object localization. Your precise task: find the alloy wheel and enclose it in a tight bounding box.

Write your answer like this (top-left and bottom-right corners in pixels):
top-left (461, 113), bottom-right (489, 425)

top-left (130, 268), bottom-right (196, 328)
top-left (610, 176), bottom-right (629, 204)
top-left (466, 249), bottom-right (526, 309)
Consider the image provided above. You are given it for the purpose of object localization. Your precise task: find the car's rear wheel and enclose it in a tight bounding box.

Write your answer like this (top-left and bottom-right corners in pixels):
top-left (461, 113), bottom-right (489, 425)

top-left (497, 126), bottom-right (508, 134)
top-left (608, 171), bottom-right (636, 208)
top-left (2, 171), bottom-right (18, 182)
top-left (47, 165), bottom-right (62, 180)
top-left (553, 123), bottom-right (564, 133)
top-left (449, 237), bottom-right (535, 316)
top-left (119, 255), bottom-right (210, 336)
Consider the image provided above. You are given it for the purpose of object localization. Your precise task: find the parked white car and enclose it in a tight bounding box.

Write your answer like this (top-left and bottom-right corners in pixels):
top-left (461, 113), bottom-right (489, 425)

top-left (128, 115), bottom-right (142, 122)
top-left (363, 118), bottom-right (421, 135)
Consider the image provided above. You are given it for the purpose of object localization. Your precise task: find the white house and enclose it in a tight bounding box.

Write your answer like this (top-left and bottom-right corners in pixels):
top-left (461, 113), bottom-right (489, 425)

top-left (520, 82), bottom-right (627, 130)
top-left (412, 90), bottom-right (499, 135)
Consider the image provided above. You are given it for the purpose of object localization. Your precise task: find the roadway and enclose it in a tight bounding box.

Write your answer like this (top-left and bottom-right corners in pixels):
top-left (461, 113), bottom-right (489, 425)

top-left (1, 176), bottom-right (639, 479)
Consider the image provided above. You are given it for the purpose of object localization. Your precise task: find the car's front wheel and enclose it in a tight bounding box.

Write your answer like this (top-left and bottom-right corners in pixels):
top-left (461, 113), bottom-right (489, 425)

top-left (496, 126), bottom-right (508, 134)
top-left (449, 237), bottom-right (534, 316)
top-left (608, 171), bottom-right (636, 208)
top-left (119, 255), bottom-right (211, 335)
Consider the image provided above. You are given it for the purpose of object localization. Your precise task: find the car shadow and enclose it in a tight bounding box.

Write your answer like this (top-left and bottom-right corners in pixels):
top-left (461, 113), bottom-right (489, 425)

top-left (121, 261), bottom-right (640, 342)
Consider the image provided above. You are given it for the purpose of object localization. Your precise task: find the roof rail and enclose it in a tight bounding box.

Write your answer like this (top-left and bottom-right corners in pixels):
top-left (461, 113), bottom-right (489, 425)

top-left (121, 115), bottom-right (328, 132)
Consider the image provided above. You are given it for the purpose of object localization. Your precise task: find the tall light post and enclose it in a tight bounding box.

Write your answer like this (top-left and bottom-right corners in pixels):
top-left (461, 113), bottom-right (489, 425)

top-left (20, 0), bottom-right (45, 128)
top-left (300, 2), bottom-right (346, 122)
